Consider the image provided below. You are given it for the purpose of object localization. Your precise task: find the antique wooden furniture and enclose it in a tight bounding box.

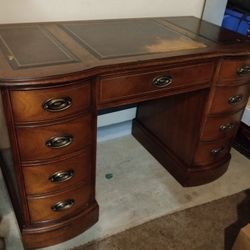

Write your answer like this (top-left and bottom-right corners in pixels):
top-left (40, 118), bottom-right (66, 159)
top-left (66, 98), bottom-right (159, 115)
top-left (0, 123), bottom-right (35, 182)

top-left (0, 16), bottom-right (249, 249)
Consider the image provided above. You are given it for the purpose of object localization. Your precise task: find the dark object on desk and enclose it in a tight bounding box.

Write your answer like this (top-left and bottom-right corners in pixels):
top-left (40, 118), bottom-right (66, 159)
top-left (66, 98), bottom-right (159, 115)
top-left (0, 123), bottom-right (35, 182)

top-left (0, 16), bottom-right (250, 249)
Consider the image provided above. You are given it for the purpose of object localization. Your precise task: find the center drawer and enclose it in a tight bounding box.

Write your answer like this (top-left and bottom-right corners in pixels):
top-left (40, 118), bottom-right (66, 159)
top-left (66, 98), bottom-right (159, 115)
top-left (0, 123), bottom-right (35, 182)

top-left (97, 62), bottom-right (214, 105)
top-left (16, 114), bottom-right (92, 162)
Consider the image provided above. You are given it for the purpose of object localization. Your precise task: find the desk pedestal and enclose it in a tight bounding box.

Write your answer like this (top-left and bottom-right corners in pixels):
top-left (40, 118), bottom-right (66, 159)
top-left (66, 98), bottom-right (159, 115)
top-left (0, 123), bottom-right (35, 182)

top-left (132, 89), bottom-right (230, 186)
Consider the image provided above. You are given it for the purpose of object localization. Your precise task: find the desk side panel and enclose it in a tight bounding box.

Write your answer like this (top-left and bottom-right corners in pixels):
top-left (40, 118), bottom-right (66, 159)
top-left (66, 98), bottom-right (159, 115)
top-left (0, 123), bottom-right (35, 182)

top-left (0, 91), bottom-right (24, 226)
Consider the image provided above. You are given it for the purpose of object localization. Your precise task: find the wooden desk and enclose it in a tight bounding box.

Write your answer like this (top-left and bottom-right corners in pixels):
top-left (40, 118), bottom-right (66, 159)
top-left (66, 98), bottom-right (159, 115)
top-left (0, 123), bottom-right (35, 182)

top-left (0, 16), bottom-right (249, 249)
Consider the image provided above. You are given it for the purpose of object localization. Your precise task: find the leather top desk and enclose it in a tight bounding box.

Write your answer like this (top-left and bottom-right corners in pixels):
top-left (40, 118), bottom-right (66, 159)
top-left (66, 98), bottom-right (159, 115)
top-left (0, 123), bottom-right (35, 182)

top-left (0, 16), bottom-right (250, 249)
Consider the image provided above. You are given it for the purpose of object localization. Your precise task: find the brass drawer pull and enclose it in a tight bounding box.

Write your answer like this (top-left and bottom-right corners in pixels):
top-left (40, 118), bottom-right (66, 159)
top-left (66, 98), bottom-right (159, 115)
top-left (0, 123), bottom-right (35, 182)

top-left (219, 123), bottom-right (234, 132)
top-left (51, 199), bottom-right (75, 212)
top-left (43, 97), bottom-right (72, 112)
top-left (46, 135), bottom-right (73, 148)
top-left (49, 170), bottom-right (74, 183)
top-left (228, 95), bottom-right (243, 105)
top-left (237, 65), bottom-right (250, 76)
top-left (152, 76), bottom-right (173, 88)
top-left (211, 146), bottom-right (225, 156)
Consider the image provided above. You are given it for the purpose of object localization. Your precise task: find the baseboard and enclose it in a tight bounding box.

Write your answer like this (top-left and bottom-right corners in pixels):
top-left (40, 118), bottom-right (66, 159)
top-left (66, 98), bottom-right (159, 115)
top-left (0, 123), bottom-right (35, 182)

top-left (97, 121), bottom-right (132, 142)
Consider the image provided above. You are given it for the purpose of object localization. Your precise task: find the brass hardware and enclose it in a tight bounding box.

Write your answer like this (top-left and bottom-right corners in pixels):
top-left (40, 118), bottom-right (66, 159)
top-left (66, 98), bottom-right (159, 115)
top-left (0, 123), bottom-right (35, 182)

top-left (43, 97), bottom-right (72, 112)
top-left (219, 123), bottom-right (234, 132)
top-left (237, 65), bottom-right (250, 76)
top-left (211, 146), bottom-right (225, 156)
top-left (49, 170), bottom-right (74, 183)
top-left (46, 135), bottom-right (73, 148)
top-left (152, 75), bottom-right (173, 88)
top-left (51, 199), bottom-right (75, 212)
top-left (228, 95), bottom-right (243, 105)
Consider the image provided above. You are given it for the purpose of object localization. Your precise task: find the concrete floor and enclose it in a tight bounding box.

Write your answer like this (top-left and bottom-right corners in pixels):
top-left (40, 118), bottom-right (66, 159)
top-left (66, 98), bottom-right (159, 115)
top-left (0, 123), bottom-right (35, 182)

top-left (0, 135), bottom-right (250, 250)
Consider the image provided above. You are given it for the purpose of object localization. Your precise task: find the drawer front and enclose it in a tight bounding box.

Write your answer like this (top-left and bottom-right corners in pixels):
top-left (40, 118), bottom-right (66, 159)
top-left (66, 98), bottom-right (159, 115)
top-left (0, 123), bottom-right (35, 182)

top-left (219, 58), bottom-right (250, 82)
top-left (27, 184), bottom-right (91, 223)
top-left (194, 139), bottom-right (231, 166)
top-left (23, 148), bottom-right (91, 195)
top-left (17, 114), bottom-right (92, 162)
top-left (201, 110), bottom-right (243, 141)
top-left (98, 62), bottom-right (214, 104)
top-left (209, 84), bottom-right (250, 115)
top-left (10, 82), bottom-right (90, 123)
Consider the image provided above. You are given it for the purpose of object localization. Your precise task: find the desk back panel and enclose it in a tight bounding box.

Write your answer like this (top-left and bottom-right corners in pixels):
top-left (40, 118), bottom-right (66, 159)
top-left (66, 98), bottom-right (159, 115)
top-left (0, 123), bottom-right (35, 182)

top-left (135, 88), bottom-right (209, 165)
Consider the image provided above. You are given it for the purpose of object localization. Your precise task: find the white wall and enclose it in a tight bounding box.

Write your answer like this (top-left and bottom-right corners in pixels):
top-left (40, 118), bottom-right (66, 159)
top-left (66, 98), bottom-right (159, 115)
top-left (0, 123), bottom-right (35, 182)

top-left (0, 0), bottom-right (205, 24)
top-left (202, 0), bottom-right (228, 25)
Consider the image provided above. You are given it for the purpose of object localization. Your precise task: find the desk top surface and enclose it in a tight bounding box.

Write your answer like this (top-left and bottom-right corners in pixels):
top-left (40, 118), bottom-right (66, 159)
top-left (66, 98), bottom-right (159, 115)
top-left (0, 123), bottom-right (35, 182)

top-left (0, 16), bottom-right (249, 86)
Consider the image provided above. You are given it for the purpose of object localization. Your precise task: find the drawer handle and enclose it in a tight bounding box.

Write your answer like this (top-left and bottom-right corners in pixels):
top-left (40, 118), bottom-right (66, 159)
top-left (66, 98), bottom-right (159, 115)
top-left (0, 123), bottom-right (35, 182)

top-left (43, 97), bottom-right (72, 112)
top-left (51, 199), bottom-right (75, 212)
top-left (228, 95), bottom-right (243, 105)
top-left (152, 76), bottom-right (173, 88)
top-left (219, 123), bottom-right (234, 132)
top-left (46, 135), bottom-right (73, 148)
top-left (237, 65), bottom-right (250, 76)
top-left (211, 146), bottom-right (225, 156)
top-left (49, 170), bottom-right (74, 183)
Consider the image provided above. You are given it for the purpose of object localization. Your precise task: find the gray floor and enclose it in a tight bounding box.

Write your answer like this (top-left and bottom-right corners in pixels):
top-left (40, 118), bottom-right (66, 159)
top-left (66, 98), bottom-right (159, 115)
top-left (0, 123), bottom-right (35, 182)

top-left (0, 135), bottom-right (250, 250)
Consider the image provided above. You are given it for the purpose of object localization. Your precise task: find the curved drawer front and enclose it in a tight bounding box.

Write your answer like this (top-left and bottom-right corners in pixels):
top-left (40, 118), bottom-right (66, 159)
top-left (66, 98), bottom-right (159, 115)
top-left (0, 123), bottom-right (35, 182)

top-left (16, 114), bottom-right (92, 162)
top-left (10, 82), bottom-right (90, 123)
top-left (219, 58), bottom-right (250, 83)
top-left (23, 148), bottom-right (91, 195)
top-left (27, 184), bottom-right (91, 223)
top-left (98, 62), bottom-right (214, 104)
top-left (209, 84), bottom-right (250, 115)
top-left (194, 138), bottom-right (231, 166)
top-left (201, 110), bottom-right (243, 141)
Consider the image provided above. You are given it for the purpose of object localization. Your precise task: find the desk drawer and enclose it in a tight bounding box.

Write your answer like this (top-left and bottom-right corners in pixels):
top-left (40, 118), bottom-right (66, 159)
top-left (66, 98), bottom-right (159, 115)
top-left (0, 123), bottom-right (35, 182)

top-left (16, 114), bottom-right (92, 162)
top-left (23, 148), bottom-right (91, 195)
top-left (98, 62), bottom-right (214, 104)
top-left (27, 184), bottom-right (91, 223)
top-left (194, 138), bottom-right (231, 166)
top-left (10, 82), bottom-right (91, 123)
top-left (219, 58), bottom-right (250, 83)
top-left (201, 110), bottom-right (243, 141)
top-left (209, 84), bottom-right (250, 115)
